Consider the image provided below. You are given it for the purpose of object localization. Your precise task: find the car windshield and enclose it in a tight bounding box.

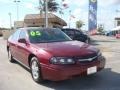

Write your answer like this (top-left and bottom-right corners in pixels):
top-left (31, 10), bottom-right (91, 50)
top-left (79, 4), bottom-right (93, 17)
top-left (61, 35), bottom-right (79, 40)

top-left (28, 28), bottom-right (72, 43)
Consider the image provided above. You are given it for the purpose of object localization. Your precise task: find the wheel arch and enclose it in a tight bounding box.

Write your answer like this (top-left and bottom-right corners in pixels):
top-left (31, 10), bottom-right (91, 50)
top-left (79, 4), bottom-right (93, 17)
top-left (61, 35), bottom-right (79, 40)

top-left (7, 45), bottom-right (9, 52)
top-left (28, 54), bottom-right (36, 67)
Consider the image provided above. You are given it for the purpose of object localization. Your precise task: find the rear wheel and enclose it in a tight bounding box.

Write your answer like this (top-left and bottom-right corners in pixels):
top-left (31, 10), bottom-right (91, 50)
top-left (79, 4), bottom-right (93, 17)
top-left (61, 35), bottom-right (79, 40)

top-left (8, 49), bottom-right (15, 63)
top-left (30, 57), bottom-right (43, 83)
top-left (85, 39), bottom-right (89, 43)
top-left (86, 38), bottom-right (91, 44)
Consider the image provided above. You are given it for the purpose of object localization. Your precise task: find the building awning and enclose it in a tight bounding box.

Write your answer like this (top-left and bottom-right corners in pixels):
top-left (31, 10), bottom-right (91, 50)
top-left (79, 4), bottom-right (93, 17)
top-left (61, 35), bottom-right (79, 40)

top-left (14, 21), bottom-right (24, 28)
top-left (24, 13), bottom-right (67, 26)
top-left (115, 17), bottom-right (120, 20)
top-left (112, 26), bottom-right (120, 31)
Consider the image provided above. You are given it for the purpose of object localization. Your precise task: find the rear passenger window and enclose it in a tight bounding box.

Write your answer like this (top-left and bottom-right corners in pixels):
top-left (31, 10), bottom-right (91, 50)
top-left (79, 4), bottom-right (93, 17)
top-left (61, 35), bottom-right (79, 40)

top-left (19, 31), bottom-right (27, 39)
top-left (75, 30), bottom-right (83, 36)
top-left (12, 30), bottom-right (21, 42)
top-left (64, 30), bottom-right (75, 39)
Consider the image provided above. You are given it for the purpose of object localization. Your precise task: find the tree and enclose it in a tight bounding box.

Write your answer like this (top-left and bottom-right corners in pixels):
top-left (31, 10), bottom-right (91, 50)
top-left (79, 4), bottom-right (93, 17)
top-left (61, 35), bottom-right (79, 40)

top-left (39, 0), bottom-right (59, 13)
top-left (97, 24), bottom-right (105, 34)
top-left (76, 20), bottom-right (84, 29)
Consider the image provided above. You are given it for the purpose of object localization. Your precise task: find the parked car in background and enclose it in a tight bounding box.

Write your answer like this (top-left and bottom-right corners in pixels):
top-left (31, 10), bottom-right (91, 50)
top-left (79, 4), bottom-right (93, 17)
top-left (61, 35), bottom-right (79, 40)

top-left (0, 30), bottom-right (3, 36)
top-left (116, 34), bottom-right (120, 39)
top-left (7, 27), bottom-right (105, 83)
top-left (61, 28), bottom-right (91, 43)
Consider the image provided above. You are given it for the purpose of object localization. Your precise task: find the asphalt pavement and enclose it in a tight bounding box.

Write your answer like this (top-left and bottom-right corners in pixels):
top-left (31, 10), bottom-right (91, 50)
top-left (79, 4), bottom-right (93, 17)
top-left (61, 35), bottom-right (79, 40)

top-left (0, 36), bottom-right (120, 90)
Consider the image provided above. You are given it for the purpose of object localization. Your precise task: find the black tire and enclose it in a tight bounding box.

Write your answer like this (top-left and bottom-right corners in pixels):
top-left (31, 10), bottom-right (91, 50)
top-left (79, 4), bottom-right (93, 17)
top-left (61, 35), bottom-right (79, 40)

top-left (8, 49), bottom-right (15, 63)
top-left (85, 39), bottom-right (89, 44)
top-left (30, 57), bottom-right (43, 83)
top-left (88, 38), bottom-right (91, 44)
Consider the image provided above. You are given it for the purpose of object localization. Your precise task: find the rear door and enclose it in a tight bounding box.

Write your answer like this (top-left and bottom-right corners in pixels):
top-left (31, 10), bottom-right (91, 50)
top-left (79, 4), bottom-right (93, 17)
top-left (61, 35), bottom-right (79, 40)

top-left (9, 30), bottom-right (21, 59)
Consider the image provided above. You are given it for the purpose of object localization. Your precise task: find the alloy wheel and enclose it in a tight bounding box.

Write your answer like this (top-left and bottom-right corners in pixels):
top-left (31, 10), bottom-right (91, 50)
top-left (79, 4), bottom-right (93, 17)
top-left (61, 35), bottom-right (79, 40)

top-left (30, 57), bottom-right (43, 83)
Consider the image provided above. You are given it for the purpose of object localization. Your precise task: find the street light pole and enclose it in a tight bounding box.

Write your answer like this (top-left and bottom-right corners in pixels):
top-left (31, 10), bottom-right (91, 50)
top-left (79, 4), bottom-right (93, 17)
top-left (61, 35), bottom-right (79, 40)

top-left (116, 10), bottom-right (120, 17)
top-left (8, 13), bottom-right (12, 29)
top-left (45, 0), bottom-right (48, 28)
top-left (14, 0), bottom-right (20, 21)
top-left (69, 10), bottom-right (71, 28)
top-left (39, 0), bottom-right (42, 14)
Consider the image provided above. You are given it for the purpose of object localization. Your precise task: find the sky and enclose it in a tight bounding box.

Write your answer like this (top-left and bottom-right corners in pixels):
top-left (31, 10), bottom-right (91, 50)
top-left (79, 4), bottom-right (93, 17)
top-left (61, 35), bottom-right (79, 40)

top-left (0, 0), bottom-right (120, 31)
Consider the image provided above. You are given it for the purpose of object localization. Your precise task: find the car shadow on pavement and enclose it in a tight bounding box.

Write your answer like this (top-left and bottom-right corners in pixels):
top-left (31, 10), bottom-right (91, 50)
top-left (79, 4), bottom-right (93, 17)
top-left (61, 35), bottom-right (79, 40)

top-left (90, 40), bottom-right (100, 46)
top-left (93, 40), bottom-right (117, 43)
top-left (13, 61), bottom-right (31, 72)
top-left (90, 39), bottom-right (117, 46)
top-left (39, 68), bottom-right (120, 90)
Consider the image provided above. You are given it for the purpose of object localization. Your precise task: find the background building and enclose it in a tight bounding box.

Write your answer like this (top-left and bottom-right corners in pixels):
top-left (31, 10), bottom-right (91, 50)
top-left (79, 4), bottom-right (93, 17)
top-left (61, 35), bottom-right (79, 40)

top-left (14, 13), bottom-right (67, 29)
top-left (115, 17), bottom-right (120, 27)
top-left (14, 21), bottom-right (25, 29)
top-left (106, 17), bottom-right (120, 36)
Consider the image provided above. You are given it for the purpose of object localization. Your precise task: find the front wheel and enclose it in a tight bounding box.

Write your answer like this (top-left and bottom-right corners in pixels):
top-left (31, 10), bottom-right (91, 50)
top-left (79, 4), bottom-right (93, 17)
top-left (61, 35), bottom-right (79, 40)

top-left (30, 57), bottom-right (43, 83)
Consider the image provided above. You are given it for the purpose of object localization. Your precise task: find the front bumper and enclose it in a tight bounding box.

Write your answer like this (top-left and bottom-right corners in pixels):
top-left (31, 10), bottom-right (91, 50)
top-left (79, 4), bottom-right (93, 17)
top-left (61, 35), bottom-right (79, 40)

top-left (41, 56), bottom-right (105, 81)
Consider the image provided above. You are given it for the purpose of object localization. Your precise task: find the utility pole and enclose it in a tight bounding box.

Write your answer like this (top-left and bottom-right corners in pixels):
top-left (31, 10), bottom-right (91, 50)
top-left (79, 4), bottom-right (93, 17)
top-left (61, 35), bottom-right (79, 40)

top-left (8, 13), bottom-right (12, 29)
top-left (69, 10), bottom-right (71, 28)
top-left (45, 0), bottom-right (48, 28)
top-left (14, 0), bottom-right (20, 21)
top-left (39, 0), bottom-right (42, 14)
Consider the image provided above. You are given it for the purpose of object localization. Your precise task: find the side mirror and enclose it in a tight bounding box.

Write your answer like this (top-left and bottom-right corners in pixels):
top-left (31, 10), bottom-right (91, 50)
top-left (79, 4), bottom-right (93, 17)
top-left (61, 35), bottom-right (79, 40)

top-left (18, 38), bottom-right (27, 44)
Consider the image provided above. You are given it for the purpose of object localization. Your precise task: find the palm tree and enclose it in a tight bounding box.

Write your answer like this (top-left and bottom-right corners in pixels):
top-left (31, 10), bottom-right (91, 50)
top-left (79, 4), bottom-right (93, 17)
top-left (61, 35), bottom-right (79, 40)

top-left (76, 20), bottom-right (84, 29)
top-left (39, 0), bottom-right (59, 13)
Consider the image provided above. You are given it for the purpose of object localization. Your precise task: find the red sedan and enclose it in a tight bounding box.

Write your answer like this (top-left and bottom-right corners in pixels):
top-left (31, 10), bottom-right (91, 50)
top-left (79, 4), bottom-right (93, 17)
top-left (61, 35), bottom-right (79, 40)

top-left (7, 27), bottom-right (105, 83)
top-left (116, 34), bottom-right (120, 39)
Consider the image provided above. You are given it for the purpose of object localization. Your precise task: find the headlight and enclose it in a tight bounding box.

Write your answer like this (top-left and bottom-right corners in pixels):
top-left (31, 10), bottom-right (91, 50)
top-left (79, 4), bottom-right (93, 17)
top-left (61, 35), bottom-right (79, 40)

top-left (97, 51), bottom-right (103, 60)
top-left (97, 51), bottom-right (102, 56)
top-left (50, 57), bottom-right (75, 65)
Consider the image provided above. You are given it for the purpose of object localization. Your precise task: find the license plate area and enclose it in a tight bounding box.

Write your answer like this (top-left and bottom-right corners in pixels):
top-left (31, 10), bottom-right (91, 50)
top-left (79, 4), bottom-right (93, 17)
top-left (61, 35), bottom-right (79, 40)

top-left (87, 66), bottom-right (97, 75)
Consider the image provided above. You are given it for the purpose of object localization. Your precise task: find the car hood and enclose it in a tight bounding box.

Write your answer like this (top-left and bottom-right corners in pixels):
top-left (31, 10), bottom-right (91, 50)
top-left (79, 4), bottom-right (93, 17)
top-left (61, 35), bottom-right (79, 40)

top-left (34, 41), bottom-right (99, 57)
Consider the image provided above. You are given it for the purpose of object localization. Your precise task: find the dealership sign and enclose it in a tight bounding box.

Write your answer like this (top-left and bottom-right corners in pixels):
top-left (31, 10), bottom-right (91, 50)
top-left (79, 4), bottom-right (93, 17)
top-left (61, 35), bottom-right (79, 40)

top-left (88, 0), bottom-right (97, 34)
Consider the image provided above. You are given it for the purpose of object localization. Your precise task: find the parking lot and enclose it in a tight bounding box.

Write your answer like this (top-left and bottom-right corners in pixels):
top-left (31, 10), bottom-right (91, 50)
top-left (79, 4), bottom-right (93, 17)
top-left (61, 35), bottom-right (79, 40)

top-left (0, 36), bottom-right (120, 90)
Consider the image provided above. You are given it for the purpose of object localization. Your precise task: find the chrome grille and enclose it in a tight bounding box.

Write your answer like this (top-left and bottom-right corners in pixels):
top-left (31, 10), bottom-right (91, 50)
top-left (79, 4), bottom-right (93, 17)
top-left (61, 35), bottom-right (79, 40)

top-left (75, 53), bottom-right (98, 63)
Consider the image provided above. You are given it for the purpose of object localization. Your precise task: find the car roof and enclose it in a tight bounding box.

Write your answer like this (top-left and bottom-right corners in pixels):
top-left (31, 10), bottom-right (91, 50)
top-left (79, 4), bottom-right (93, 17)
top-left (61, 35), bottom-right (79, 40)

top-left (18, 27), bottom-right (61, 31)
top-left (62, 28), bottom-right (83, 32)
top-left (62, 28), bottom-right (81, 31)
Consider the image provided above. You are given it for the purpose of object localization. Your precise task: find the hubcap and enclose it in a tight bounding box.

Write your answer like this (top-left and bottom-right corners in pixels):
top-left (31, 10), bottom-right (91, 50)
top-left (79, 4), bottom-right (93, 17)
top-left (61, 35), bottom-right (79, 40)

top-left (86, 40), bottom-right (89, 43)
top-left (31, 60), bottom-right (39, 80)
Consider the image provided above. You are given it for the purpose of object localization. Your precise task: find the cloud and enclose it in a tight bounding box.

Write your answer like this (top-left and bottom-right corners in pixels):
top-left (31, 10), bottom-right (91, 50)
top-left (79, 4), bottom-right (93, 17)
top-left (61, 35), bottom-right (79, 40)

top-left (65, 8), bottom-right (88, 29)
top-left (97, 9), bottom-right (115, 30)
top-left (29, 0), bottom-right (38, 3)
top-left (70, 0), bottom-right (88, 7)
top-left (25, 3), bottom-right (35, 10)
top-left (0, 0), bottom-right (10, 3)
top-left (98, 0), bottom-right (120, 7)
top-left (114, 0), bottom-right (120, 5)
top-left (0, 18), bottom-right (10, 28)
